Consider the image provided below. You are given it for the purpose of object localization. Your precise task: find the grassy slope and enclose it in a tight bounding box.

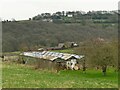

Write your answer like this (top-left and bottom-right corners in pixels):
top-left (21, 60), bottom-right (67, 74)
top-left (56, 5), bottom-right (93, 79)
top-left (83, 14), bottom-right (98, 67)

top-left (52, 49), bottom-right (75, 54)
top-left (2, 62), bottom-right (118, 88)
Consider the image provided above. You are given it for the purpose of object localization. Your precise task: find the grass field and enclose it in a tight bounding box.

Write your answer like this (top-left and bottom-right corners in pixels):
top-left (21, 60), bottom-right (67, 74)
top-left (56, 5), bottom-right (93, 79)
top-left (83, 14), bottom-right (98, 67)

top-left (2, 62), bottom-right (118, 88)
top-left (52, 49), bottom-right (75, 54)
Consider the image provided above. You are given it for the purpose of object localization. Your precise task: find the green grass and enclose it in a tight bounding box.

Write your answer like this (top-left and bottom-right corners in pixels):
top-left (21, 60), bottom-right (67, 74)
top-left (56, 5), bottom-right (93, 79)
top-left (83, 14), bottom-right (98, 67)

top-left (52, 49), bottom-right (75, 54)
top-left (2, 62), bottom-right (118, 88)
top-left (2, 51), bottom-right (21, 56)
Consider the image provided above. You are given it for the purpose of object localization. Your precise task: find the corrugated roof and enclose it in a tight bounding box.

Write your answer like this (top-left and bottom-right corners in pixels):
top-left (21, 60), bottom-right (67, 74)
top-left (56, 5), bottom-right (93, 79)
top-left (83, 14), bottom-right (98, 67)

top-left (22, 51), bottom-right (84, 61)
top-left (50, 57), bottom-right (58, 61)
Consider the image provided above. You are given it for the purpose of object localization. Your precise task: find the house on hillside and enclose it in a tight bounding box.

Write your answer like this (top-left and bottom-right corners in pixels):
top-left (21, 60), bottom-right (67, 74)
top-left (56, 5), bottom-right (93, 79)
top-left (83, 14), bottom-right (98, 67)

top-left (20, 51), bottom-right (84, 72)
top-left (58, 43), bottom-right (65, 49)
top-left (42, 19), bottom-right (53, 22)
top-left (67, 14), bottom-right (73, 18)
top-left (43, 43), bottom-right (65, 51)
top-left (38, 42), bottom-right (78, 51)
top-left (65, 42), bottom-right (79, 48)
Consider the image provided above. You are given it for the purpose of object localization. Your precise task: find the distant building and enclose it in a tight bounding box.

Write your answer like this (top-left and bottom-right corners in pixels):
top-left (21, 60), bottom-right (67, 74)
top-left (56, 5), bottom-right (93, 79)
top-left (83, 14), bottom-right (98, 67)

top-left (58, 43), bottom-right (65, 49)
top-left (38, 42), bottom-right (78, 51)
top-left (42, 19), bottom-right (53, 22)
top-left (65, 42), bottom-right (79, 48)
top-left (67, 14), bottom-right (73, 18)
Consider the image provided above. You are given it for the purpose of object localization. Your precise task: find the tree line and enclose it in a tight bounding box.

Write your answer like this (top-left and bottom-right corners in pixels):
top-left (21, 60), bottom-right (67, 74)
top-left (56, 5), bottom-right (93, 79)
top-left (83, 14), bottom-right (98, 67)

top-left (32, 10), bottom-right (118, 24)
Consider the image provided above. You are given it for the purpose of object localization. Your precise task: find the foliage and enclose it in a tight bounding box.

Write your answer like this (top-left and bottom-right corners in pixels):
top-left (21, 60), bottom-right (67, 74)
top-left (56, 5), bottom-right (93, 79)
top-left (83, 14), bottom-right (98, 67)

top-left (2, 21), bottom-right (117, 52)
top-left (74, 40), bottom-right (118, 75)
top-left (32, 10), bottom-right (118, 23)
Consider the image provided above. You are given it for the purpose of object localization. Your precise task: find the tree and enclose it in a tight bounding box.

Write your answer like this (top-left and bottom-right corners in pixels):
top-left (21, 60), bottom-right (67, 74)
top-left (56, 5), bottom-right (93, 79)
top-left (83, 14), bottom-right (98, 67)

top-left (74, 43), bottom-right (91, 72)
top-left (75, 41), bottom-right (117, 76)
top-left (90, 43), bottom-right (114, 75)
top-left (11, 18), bottom-right (16, 22)
top-left (32, 14), bottom-right (42, 20)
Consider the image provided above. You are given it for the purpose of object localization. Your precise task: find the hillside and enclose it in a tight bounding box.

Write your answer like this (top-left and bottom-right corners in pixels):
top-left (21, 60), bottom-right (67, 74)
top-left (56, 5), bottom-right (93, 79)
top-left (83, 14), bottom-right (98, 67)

top-left (2, 20), bottom-right (118, 52)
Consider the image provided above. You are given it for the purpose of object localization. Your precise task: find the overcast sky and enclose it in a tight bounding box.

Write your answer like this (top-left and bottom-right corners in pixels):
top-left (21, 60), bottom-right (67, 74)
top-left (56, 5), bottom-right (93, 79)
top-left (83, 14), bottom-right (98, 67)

top-left (0, 0), bottom-right (119, 20)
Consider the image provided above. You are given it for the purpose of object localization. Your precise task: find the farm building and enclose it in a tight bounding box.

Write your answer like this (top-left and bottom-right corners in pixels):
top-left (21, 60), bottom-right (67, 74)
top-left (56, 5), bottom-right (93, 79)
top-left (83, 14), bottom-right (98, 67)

top-left (37, 42), bottom-right (78, 51)
top-left (58, 43), bottom-right (65, 49)
top-left (44, 43), bottom-right (65, 51)
top-left (65, 42), bottom-right (79, 48)
top-left (20, 51), bottom-right (84, 72)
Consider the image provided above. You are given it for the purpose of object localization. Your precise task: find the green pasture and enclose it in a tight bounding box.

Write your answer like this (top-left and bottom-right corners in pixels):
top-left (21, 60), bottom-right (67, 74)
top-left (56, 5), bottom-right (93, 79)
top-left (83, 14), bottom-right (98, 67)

top-left (2, 62), bottom-right (118, 88)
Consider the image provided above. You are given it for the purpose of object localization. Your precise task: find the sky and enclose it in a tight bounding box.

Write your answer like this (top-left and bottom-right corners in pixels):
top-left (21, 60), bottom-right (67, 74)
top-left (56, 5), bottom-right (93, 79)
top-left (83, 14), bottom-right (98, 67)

top-left (0, 0), bottom-right (119, 20)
